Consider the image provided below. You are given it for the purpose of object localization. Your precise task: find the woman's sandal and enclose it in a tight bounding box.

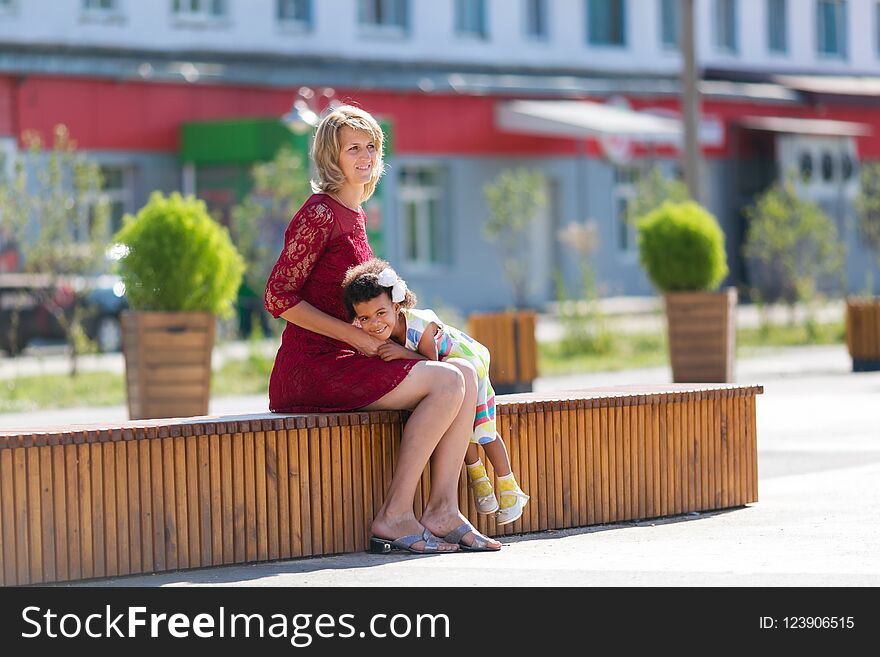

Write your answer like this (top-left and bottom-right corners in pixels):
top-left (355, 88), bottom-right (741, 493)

top-left (495, 489), bottom-right (530, 526)
top-left (368, 528), bottom-right (457, 554)
top-left (442, 522), bottom-right (501, 552)
top-left (468, 475), bottom-right (500, 514)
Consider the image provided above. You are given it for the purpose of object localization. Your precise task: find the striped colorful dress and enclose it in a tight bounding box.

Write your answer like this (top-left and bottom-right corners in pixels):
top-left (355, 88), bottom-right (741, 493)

top-left (402, 308), bottom-right (498, 445)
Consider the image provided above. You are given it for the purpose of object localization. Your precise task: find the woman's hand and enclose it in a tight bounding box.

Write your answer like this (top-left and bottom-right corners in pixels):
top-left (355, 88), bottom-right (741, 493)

top-left (377, 341), bottom-right (418, 362)
top-left (347, 327), bottom-right (386, 357)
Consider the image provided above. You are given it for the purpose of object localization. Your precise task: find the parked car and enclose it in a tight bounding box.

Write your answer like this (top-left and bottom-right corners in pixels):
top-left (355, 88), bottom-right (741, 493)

top-left (0, 273), bottom-right (127, 355)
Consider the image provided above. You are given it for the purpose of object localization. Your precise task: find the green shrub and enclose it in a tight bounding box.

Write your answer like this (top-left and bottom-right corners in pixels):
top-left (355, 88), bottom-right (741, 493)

top-left (113, 192), bottom-right (245, 318)
top-left (637, 201), bottom-right (728, 292)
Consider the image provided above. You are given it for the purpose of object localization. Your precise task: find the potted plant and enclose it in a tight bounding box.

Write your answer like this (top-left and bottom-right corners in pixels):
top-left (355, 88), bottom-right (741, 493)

top-left (637, 200), bottom-right (734, 383)
top-left (113, 192), bottom-right (245, 419)
top-left (471, 168), bottom-right (546, 393)
top-left (849, 163), bottom-right (880, 371)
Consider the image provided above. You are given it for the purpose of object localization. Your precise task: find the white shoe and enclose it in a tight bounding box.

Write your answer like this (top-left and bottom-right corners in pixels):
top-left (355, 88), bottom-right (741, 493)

top-left (495, 489), bottom-right (529, 526)
top-left (468, 475), bottom-right (499, 514)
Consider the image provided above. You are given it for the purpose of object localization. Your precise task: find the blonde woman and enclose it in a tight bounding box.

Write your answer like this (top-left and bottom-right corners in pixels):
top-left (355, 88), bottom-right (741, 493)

top-left (265, 106), bottom-right (500, 554)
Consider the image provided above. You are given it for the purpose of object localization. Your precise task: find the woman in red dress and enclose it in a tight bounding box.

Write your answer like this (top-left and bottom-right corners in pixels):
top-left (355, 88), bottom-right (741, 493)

top-left (265, 106), bottom-right (500, 553)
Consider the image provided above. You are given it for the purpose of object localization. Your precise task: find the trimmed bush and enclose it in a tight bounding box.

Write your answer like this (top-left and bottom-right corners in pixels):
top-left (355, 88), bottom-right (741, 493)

top-left (637, 200), bottom-right (728, 292)
top-left (113, 192), bottom-right (245, 318)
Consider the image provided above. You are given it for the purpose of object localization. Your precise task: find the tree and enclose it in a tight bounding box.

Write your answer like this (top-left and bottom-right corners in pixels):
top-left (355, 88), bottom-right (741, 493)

top-left (743, 176), bottom-right (844, 331)
top-left (483, 168), bottom-right (547, 308)
top-left (626, 165), bottom-right (690, 226)
top-left (0, 124), bottom-right (109, 374)
top-left (853, 161), bottom-right (880, 294)
top-left (230, 145), bottom-right (311, 336)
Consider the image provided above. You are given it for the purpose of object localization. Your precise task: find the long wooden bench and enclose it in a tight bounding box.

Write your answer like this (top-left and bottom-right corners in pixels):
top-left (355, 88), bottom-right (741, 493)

top-left (0, 383), bottom-right (762, 586)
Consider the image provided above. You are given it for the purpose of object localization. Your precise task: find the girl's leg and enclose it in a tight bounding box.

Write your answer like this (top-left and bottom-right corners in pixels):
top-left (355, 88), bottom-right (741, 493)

top-left (360, 360), bottom-right (465, 551)
top-left (483, 438), bottom-right (512, 477)
top-left (419, 358), bottom-right (501, 550)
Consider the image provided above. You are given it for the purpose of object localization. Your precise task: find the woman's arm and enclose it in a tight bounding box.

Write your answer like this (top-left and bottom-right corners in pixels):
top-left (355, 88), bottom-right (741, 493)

top-left (281, 301), bottom-right (384, 356)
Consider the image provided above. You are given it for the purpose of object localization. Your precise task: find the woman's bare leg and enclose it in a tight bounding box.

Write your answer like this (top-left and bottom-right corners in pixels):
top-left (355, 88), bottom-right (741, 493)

top-left (360, 360), bottom-right (465, 551)
top-left (419, 358), bottom-right (502, 550)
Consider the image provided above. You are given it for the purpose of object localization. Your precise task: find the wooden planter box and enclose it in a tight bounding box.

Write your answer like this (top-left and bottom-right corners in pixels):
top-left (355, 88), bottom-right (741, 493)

top-left (665, 288), bottom-right (737, 383)
top-left (467, 310), bottom-right (537, 393)
top-left (121, 311), bottom-right (215, 420)
top-left (845, 297), bottom-right (880, 371)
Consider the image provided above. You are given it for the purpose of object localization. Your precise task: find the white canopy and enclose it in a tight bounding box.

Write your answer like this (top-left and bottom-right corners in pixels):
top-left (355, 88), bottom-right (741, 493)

top-left (496, 99), bottom-right (683, 142)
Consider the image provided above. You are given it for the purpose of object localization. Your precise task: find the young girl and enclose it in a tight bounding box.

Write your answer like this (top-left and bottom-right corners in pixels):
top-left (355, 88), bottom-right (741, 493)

top-left (342, 258), bottom-right (529, 526)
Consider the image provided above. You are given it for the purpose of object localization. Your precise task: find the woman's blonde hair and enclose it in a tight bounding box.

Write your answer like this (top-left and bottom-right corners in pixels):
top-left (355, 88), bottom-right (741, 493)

top-left (310, 105), bottom-right (385, 203)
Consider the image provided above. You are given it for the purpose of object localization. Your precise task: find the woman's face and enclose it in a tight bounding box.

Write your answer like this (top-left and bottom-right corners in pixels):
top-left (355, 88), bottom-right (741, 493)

top-left (352, 293), bottom-right (399, 341)
top-left (337, 126), bottom-right (378, 188)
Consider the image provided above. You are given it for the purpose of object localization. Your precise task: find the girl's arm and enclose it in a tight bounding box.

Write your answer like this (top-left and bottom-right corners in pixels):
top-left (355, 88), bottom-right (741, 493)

top-left (415, 322), bottom-right (440, 361)
top-left (280, 301), bottom-right (384, 357)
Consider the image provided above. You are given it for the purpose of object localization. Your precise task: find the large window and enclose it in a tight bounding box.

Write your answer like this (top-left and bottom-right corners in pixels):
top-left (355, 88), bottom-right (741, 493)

top-left (524, 0), bottom-right (548, 39)
top-left (358, 0), bottom-right (408, 35)
top-left (277, 0), bottom-right (311, 28)
top-left (767, 0), bottom-right (787, 53)
top-left (83, 0), bottom-right (118, 10)
top-left (817, 0), bottom-right (847, 57)
top-left (399, 167), bottom-right (447, 268)
top-left (587, 0), bottom-right (626, 46)
top-left (713, 0), bottom-right (738, 52)
top-left (613, 166), bottom-right (640, 253)
top-left (456, 0), bottom-right (487, 39)
top-left (659, 0), bottom-right (679, 49)
top-left (171, 0), bottom-right (227, 22)
top-left (82, 166), bottom-right (134, 239)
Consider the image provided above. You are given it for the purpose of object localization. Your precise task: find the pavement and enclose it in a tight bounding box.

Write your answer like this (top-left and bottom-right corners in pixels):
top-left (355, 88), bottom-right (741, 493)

top-left (3, 299), bottom-right (879, 587)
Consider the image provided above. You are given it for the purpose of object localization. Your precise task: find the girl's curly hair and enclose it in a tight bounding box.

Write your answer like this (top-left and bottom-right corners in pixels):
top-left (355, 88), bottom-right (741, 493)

top-left (341, 258), bottom-right (417, 320)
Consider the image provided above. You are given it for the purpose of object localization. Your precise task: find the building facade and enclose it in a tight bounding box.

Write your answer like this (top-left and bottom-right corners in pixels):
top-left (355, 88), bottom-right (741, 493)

top-left (2, 0), bottom-right (880, 312)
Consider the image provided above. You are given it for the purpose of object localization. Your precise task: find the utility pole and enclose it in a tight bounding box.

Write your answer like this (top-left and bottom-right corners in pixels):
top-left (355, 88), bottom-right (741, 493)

top-left (681, 0), bottom-right (701, 202)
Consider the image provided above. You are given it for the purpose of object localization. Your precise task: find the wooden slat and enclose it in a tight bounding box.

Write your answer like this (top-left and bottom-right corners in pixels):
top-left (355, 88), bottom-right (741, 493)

top-left (114, 441), bottom-right (130, 576)
top-left (310, 426), bottom-right (324, 556)
top-left (551, 409), bottom-right (563, 528)
top-left (298, 428), bottom-right (312, 557)
top-left (329, 424), bottom-right (343, 554)
top-left (39, 447), bottom-right (56, 583)
top-left (254, 431), bottom-right (268, 562)
top-left (26, 448), bottom-right (42, 584)
top-left (149, 439), bottom-right (165, 572)
top-left (232, 433), bottom-right (245, 563)
top-left (89, 443), bottom-right (105, 578)
top-left (102, 442), bottom-right (118, 577)
top-left (220, 434), bottom-right (234, 564)
top-left (65, 444), bottom-right (81, 582)
top-left (197, 435), bottom-right (212, 567)
top-left (126, 440), bottom-right (141, 575)
top-left (358, 424), bottom-right (373, 547)
top-left (687, 399), bottom-right (696, 512)
top-left (265, 431), bottom-right (279, 561)
top-left (209, 434), bottom-right (222, 565)
top-left (558, 408), bottom-right (572, 528)
top-left (162, 438), bottom-right (177, 571)
top-left (614, 402), bottom-right (625, 521)
top-left (49, 445), bottom-right (70, 582)
top-left (637, 401), bottom-right (647, 520)
top-left (341, 424), bottom-right (355, 553)
top-left (185, 435), bottom-right (201, 568)
top-left (1, 449), bottom-right (17, 585)
top-left (136, 440), bottom-right (151, 573)
top-left (274, 430), bottom-right (290, 559)
top-left (286, 429), bottom-right (304, 558)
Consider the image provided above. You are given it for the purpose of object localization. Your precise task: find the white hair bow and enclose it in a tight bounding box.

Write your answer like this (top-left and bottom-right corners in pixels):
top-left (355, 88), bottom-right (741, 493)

top-left (377, 267), bottom-right (407, 303)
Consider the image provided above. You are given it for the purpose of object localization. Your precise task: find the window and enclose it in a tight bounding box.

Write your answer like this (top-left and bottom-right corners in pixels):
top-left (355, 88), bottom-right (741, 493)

top-left (399, 167), bottom-right (447, 268)
top-left (613, 166), bottom-right (640, 253)
top-left (84, 0), bottom-right (117, 10)
top-left (767, 0), bottom-right (787, 53)
top-left (0, 0), bottom-right (15, 16)
top-left (524, 0), bottom-right (548, 39)
top-left (456, 0), bottom-right (487, 39)
top-left (659, 0), bottom-right (679, 49)
top-left (358, 0), bottom-right (408, 35)
top-left (82, 166), bottom-right (134, 239)
top-left (817, 0), bottom-right (847, 57)
top-left (587, 0), bottom-right (626, 46)
top-left (277, 0), bottom-right (310, 28)
top-left (171, 0), bottom-right (227, 21)
top-left (713, 0), bottom-right (737, 52)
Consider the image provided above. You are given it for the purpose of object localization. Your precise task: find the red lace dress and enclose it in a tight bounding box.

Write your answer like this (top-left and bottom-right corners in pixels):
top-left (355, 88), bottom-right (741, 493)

top-left (264, 194), bottom-right (418, 412)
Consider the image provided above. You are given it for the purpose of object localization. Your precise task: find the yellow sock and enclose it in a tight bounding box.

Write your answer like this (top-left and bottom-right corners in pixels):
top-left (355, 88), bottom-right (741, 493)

top-left (497, 473), bottom-right (521, 509)
top-left (466, 460), bottom-right (493, 498)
